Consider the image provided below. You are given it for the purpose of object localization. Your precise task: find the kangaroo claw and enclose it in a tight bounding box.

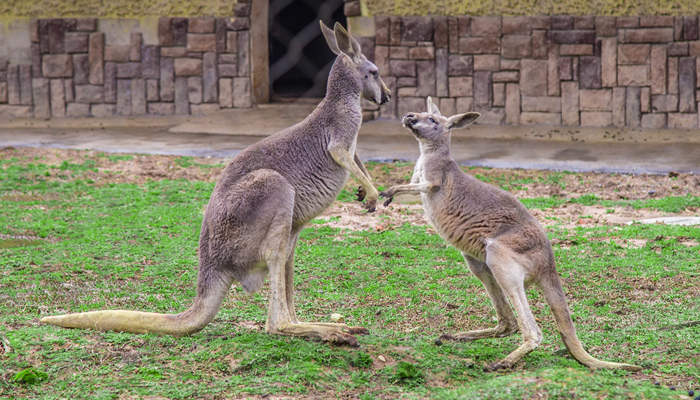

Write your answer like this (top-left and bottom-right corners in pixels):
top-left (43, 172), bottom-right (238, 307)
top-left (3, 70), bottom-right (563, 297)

top-left (356, 186), bottom-right (366, 202)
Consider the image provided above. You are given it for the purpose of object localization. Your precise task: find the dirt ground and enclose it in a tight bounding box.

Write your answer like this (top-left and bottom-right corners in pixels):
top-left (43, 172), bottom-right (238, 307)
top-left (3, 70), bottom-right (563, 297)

top-left (2, 146), bottom-right (698, 232)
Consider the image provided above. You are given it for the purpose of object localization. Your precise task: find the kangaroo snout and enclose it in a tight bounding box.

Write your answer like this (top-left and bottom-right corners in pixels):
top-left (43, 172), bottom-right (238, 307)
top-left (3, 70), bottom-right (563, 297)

top-left (380, 91), bottom-right (391, 105)
top-left (402, 114), bottom-right (418, 127)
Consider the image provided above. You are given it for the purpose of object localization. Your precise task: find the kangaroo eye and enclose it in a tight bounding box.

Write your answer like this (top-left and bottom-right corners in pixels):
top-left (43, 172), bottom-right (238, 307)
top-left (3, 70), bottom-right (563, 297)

top-left (370, 70), bottom-right (378, 77)
top-left (428, 117), bottom-right (437, 124)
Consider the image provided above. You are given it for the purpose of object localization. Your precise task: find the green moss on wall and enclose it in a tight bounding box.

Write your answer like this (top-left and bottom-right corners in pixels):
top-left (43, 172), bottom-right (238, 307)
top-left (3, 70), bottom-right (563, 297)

top-left (0, 0), bottom-right (236, 18)
top-left (364, 0), bottom-right (699, 16)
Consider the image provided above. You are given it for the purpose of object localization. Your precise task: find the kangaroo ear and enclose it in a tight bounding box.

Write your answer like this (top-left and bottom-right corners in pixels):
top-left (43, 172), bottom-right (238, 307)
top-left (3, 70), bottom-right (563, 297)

top-left (446, 112), bottom-right (480, 129)
top-left (320, 20), bottom-right (342, 56)
top-left (333, 22), bottom-right (360, 61)
top-left (426, 96), bottom-right (442, 116)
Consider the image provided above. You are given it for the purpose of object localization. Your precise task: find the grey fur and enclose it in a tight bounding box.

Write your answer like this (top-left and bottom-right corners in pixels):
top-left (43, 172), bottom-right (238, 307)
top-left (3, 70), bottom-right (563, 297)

top-left (381, 97), bottom-right (641, 371)
top-left (41, 22), bottom-right (391, 346)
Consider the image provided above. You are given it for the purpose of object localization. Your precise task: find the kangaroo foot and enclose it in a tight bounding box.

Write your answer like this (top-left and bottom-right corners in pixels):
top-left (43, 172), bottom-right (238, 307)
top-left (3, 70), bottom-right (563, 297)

top-left (269, 322), bottom-right (362, 347)
top-left (299, 321), bottom-right (369, 335)
top-left (484, 360), bottom-right (514, 372)
top-left (438, 324), bottom-right (517, 343)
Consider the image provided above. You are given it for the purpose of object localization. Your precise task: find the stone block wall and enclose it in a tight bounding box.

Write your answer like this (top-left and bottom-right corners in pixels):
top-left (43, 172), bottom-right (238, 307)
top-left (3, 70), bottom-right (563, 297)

top-left (0, 4), bottom-right (252, 119)
top-left (356, 14), bottom-right (700, 129)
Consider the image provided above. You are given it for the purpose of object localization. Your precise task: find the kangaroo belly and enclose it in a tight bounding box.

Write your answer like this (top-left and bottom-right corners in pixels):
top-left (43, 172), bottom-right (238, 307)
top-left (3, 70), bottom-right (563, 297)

top-left (423, 197), bottom-right (489, 261)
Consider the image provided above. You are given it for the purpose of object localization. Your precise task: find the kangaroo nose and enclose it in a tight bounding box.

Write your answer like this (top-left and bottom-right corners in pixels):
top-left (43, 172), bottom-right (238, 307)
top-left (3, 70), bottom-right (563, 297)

top-left (380, 91), bottom-right (391, 105)
top-left (403, 114), bottom-right (417, 126)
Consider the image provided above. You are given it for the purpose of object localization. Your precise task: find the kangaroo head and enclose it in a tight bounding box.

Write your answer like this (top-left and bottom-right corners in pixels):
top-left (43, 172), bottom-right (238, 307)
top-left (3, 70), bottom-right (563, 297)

top-left (402, 97), bottom-right (480, 146)
top-left (320, 21), bottom-right (391, 105)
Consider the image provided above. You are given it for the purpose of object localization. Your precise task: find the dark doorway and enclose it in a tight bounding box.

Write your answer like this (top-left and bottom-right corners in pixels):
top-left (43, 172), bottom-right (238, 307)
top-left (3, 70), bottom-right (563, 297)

top-left (268, 0), bottom-right (346, 100)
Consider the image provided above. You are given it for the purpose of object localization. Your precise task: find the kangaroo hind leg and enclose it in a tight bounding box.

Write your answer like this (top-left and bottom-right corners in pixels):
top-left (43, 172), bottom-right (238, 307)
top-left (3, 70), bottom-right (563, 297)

top-left (482, 240), bottom-right (542, 371)
top-left (440, 254), bottom-right (518, 342)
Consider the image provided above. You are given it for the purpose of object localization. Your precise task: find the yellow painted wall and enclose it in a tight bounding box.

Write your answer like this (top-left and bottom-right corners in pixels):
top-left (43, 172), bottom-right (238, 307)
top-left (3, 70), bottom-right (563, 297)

top-left (365, 0), bottom-right (699, 16)
top-left (0, 0), bottom-right (236, 18)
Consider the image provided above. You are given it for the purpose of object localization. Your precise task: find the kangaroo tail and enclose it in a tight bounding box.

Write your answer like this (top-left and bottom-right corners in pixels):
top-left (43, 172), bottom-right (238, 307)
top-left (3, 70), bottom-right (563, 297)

top-left (539, 271), bottom-right (641, 371)
top-left (41, 269), bottom-right (233, 337)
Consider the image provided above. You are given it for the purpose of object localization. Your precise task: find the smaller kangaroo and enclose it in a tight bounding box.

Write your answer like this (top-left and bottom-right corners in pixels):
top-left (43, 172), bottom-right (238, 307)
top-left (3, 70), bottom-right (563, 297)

top-left (381, 97), bottom-right (641, 372)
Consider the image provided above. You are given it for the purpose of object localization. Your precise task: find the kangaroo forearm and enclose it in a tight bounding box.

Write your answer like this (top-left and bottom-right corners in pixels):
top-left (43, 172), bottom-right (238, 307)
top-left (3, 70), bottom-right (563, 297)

top-left (391, 182), bottom-right (436, 195)
top-left (330, 148), bottom-right (376, 193)
top-left (354, 152), bottom-right (371, 181)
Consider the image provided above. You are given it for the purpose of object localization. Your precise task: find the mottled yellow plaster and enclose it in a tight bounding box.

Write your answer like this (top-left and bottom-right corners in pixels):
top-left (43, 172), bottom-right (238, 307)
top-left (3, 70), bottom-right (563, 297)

top-left (363, 0), bottom-right (699, 16)
top-left (0, 0), bottom-right (236, 18)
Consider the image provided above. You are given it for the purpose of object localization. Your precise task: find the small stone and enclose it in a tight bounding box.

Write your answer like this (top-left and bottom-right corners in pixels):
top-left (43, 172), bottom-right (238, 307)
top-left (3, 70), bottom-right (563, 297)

top-left (378, 355), bottom-right (386, 362)
top-left (688, 389), bottom-right (694, 397)
top-left (434, 338), bottom-right (443, 346)
top-left (330, 313), bottom-right (344, 323)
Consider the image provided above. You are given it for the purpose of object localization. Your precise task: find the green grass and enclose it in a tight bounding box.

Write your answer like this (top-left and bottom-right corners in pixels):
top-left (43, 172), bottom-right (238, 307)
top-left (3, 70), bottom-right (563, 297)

top-left (1, 155), bottom-right (698, 399)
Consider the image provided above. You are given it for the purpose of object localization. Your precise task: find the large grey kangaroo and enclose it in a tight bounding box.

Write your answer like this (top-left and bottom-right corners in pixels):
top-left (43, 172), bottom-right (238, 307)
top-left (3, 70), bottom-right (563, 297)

top-left (41, 22), bottom-right (391, 347)
top-left (381, 97), bottom-right (641, 371)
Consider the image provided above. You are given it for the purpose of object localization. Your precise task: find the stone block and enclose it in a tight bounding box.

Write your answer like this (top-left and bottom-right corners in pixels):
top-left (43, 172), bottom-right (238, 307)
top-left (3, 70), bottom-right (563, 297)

top-left (158, 17), bottom-right (174, 46)
top-left (625, 86), bottom-right (641, 128)
top-left (501, 35), bottom-right (531, 59)
top-left (7, 65), bottom-right (20, 105)
top-left (146, 79), bottom-right (159, 101)
top-left (189, 17), bottom-right (215, 33)
top-left (70, 54), bottom-right (87, 84)
top-left (617, 44), bottom-right (650, 64)
top-left (598, 38), bottom-right (616, 87)
top-left (237, 31), bottom-right (249, 76)
top-left (578, 56), bottom-right (601, 89)
top-left (456, 96), bottom-right (474, 113)
top-left (559, 44), bottom-right (593, 55)
top-left (191, 104), bottom-right (221, 115)
top-left (561, 81), bottom-right (579, 126)
top-left (161, 47), bottom-right (187, 58)
top-left (448, 55), bottom-right (473, 76)
top-left (438, 97), bottom-right (456, 115)
top-left (668, 57), bottom-right (678, 94)
top-left (448, 18), bottom-right (459, 53)
top-left (375, 17), bottom-right (390, 45)
top-left (18, 66), bottom-right (32, 105)
top-left (88, 33), bottom-right (104, 85)
top-left (397, 77), bottom-right (416, 87)
top-left (619, 28), bottom-right (673, 43)
top-left (521, 96), bottom-right (561, 112)
top-left (493, 71), bottom-right (519, 82)
top-left (474, 55), bottom-right (499, 71)
top-left (66, 102), bottom-right (90, 117)
top-left (434, 17), bottom-right (448, 48)
top-left (148, 102), bottom-right (175, 115)
top-left (216, 18), bottom-right (227, 53)
top-left (172, 18), bottom-right (188, 46)
top-left (683, 17), bottom-right (698, 41)
top-left (473, 71), bottom-right (491, 106)
top-left (409, 46), bottom-right (434, 60)
top-left (218, 64), bottom-right (236, 77)
top-left (390, 17), bottom-right (402, 46)
top-left (690, 41), bottom-right (700, 56)
top-left (641, 87), bottom-right (650, 112)
top-left (390, 46), bottom-right (408, 59)
top-left (65, 33), bottom-right (88, 53)
top-left (187, 34), bottom-right (216, 52)
top-left (493, 83), bottom-right (505, 107)
top-left (233, 77), bottom-right (252, 108)
top-left (42, 54), bottom-right (73, 78)
top-left (128, 33), bottom-right (142, 62)
top-left (175, 77), bottom-right (188, 114)
top-left (470, 16), bottom-right (501, 37)
top-left (549, 30), bottom-right (595, 44)
top-left (390, 60), bottom-right (415, 76)
top-left (31, 43), bottom-right (42, 77)
top-left (187, 77), bottom-right (202, 104)
top-left (218, 78), bottom-right (232, 108)
top-left (344, 0), bottom-right (361, 17)
top-left (579, 89), bottom-right (612, 111)
top-left (612, 87), bottom-right (626, 126)
top-left (520, 112), bottom-right (561, 125)
top-left (617, 17), bottom-right (639, 28)
top-left (532, 30), bottom-right (549, 59)
top-left (105, 45), bottom-right (130, 62)
top-left (459, 37), bottom-right (499, 54)
top-left (0, 105), bottom-right (32, 117)
top-left (640, 16), bottom-right (674, 27)
top-left (618, 65), bottom-right (649, 86)
top-left (76, 18), bottom-right (97, 32)
top-left (90, 104), bottom-right (115, 117)
top-left (398, 96), bottom-right (425, 118)
top-left (552, 16), bottom-right (573, 30)
top-left (458, 16), bottom-right (470, 37)
top-left (226, 17), bottom-right (250, 31)
top-left (449, 76), bottom-right (472, 97)
top-left (47, 19), bottom-right (65, 54)
top-left (104, 62), bottom-right (117, 103)
top-left (668, 112), bottom-right (697, 128)
top-left (64, 78), bottom-right (73, 102)
top-left (31, 78), bottom-right (49, 119)
top-left (436, 48), bottom-right (448, 97)
top-left (596, 16), bottom-right (617, 37)
top-left (669, 42), bottom-right (688, 56)
top-left (520, 59), bottom-right (547, 96)
top-left (0, 82), bottom-right (6, 104)
top-left (397, 87), bottom-right (416, 97)
top-left (651, 94), bottom-right (678, 112)
top-left (174, 58), bottom-right (202, 76)
top-left (502, 16), bottom-right (532, 35)
top-left (131, 78), bottom-right (146, 115)
top-left (679, 57), bottom-right (696, 112)
top-left (559, 57), bottom-right (573, 81)
top-left (75, 84), bottom-right (104, 103)
top-left (402, 17), bottom-right (433, 42)
top-left (416, 61), bottom-right (435, 96)
top-left (202, 52), bottom-right (217, 103)
top-left (641, 113), bottom-right (666, 128)
top-left (141, 45), bottom-right (160, 79)
top-left (574, 16), bottom-right (595, 30)
top-left (234, 3), bottom-right (250, 17)
top-left (580, 112), bottom-right (612, 127)
top-left (547, 47), bottom-right (560, 96)
top-left (116, 63), bottom-right (141, 78)
top-left (473, 107), bottom-right (505, 125)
